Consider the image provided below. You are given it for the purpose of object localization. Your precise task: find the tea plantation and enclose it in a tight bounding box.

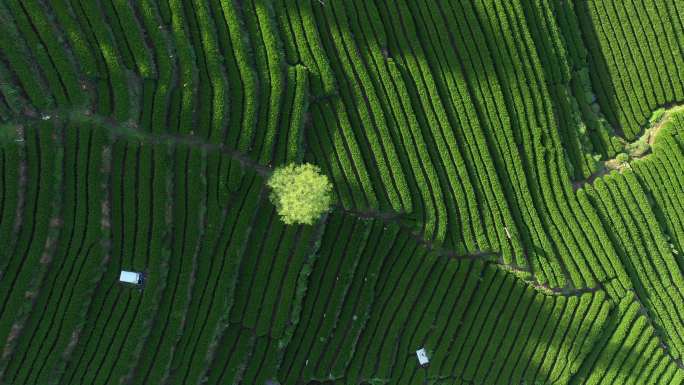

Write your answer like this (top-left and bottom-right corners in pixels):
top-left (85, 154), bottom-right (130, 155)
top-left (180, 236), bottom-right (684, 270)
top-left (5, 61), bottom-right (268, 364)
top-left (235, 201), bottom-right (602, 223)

top-left (0, 1), bottom-right (683, 384)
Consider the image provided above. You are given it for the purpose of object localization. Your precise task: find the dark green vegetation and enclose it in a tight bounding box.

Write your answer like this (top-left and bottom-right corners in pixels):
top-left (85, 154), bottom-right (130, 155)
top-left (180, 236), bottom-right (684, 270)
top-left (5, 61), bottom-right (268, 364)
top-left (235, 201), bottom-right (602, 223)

top-left (0, 1), bottom-right (683, 384)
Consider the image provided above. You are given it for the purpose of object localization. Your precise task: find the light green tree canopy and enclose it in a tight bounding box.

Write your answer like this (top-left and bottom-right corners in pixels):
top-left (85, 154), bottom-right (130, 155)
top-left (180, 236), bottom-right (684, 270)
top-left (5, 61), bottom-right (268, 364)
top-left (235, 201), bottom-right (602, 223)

top-left (267, 163), bottom-right (333, 225)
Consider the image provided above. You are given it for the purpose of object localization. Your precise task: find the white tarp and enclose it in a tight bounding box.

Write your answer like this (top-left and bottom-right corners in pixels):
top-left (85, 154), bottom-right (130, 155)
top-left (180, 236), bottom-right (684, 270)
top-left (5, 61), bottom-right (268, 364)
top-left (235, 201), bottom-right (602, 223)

top-left (119, 270), bottom-right (141, 284)
top-left (416, 348), bottom-right (429, 366)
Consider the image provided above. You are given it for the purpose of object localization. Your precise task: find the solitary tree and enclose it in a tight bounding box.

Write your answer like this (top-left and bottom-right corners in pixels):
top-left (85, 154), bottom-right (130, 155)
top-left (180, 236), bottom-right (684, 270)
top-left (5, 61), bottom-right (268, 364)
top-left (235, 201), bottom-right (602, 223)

top-left (267, 163), bottom-right (333, 225)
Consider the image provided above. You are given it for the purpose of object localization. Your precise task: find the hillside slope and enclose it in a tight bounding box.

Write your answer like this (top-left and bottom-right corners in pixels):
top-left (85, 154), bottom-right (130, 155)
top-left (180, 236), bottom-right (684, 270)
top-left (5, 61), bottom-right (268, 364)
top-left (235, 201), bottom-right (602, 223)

top-left (0, 1), bottom-right (682, 384)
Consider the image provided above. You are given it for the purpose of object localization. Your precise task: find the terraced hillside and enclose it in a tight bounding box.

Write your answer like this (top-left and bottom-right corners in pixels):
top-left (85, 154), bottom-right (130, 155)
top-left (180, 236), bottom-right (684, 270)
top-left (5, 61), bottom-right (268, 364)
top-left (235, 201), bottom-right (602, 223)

top-left (0, 1), bottom-right (682, 385)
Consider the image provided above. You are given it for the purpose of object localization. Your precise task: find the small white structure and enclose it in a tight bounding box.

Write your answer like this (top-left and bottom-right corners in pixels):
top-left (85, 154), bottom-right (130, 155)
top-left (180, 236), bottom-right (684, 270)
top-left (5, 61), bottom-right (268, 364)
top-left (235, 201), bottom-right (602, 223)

top-left (119, 270), bottom-right (143, 285)
top-left (416, 348), bottom-right (430, 367)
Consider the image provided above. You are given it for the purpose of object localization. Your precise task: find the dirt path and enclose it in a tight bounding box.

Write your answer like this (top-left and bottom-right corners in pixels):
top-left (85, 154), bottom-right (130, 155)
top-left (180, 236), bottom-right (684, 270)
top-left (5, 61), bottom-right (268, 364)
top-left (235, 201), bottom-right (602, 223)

top-left (6, 108), bottom-right (273, 177)
top-left (8, 108), bottom-right (604, 295)
top-left (646, 105), bottom-right (683, 145)
top-left (574, 104), bottom-right (683, 190)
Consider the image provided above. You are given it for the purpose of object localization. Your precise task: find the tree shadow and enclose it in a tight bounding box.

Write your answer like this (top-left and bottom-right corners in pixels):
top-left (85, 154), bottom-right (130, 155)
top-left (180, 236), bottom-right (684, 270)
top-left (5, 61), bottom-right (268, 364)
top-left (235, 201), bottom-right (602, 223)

top-left (573, 1), bottom-right (621, 136)
top-left (568, 294), bottom-right (683, 385)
